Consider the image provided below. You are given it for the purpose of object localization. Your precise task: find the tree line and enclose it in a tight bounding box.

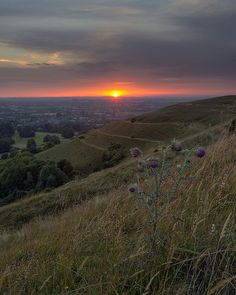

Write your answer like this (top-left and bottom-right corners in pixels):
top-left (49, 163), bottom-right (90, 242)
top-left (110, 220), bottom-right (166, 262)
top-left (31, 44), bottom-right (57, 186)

top-left (0, 154), bottom-right (74, 206)
top-left (0, 121), bottom-right (75, 155)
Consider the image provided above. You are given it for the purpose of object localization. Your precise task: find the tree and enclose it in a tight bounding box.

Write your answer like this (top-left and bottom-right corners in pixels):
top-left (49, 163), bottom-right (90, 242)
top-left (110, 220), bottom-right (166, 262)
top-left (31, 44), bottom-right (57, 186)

top-left (51, 135), bottom-right (60, 144)
top-left (24, 172), bottom-right (34, 190)
top-left (0, 138), bottom-right (11, 153)
top-left (17, 126), bottom-right (35, 138)
top-left (0, 155), bottom-right (71, 206)
top-left (1, 153), bottom-right (9, 160)
top-left (43, 134), bottom-right (61, 145)
top-left (27, 139), bottom-right (37, 154)
top-left (0, 155), bottom-right (44, 204)
top-left (62, 127), bottom-right (74, 139)
top-left (57, 159), bottom-right (74, 178)
top-left (43, 141), bottom-right (55, 150)
top-left (43, 134), bottom-right (51, 142)
top-left (37, 164), bottom-right (68, 189)
top-left (0, 122), bottom-right (14, 137)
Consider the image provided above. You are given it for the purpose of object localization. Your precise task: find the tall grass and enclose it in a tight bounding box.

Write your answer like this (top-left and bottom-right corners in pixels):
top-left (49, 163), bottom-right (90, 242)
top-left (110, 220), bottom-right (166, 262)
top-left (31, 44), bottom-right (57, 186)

top-left (1, 136), bottom-right (236, 294)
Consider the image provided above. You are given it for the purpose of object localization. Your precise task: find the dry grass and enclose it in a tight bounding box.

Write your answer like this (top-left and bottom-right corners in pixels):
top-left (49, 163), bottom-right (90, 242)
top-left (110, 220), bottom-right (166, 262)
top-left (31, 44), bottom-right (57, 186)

top-left (1, 135), bottom-right (236, 294)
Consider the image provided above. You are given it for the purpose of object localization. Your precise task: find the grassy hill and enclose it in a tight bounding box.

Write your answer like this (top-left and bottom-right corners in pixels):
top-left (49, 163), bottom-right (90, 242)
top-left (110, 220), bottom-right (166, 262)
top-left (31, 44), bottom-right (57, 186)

top-left (101, 95), bottom-right (236, 141)
top-left (1, 95), bottom-right (236, 294)
top-left (36, 137), bottom-right (105, 174)
top-left (1, 135), bottom-right (236, 294)
top-left (35, 95), bottom-right (236, 174)
top-left (135, 95), bottom-right (236, 124)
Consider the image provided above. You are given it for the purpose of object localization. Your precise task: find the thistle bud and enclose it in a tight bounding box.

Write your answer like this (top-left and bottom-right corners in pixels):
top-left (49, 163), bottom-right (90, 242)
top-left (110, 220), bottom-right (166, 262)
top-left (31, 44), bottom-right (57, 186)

top-left (130, 147), bottom-right (142, 158)
top-left (128, 184), bottom-right (139, 196)
top-left (171, 141), bottom-right (182, 152)
top-left (196, 147), bottom-right (206, 158)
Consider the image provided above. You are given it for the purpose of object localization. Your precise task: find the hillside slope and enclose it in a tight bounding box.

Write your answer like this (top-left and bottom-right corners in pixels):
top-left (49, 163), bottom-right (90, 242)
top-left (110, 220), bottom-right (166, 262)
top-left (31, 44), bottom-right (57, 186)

top-left (1, 95), bottom-right (233, 231)
top-left (36, 137), bottom-right (104, 174)
top-left (35, 95), bottom-right (236, 173)
top-left (135, 95), bottom-right (236, 124)
top-left (1, 135), bottom-right (236, 294)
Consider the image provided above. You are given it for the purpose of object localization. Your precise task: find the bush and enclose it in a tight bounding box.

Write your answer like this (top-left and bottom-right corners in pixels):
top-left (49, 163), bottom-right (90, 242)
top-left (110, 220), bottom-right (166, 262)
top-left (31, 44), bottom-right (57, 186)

top-left (62, 127), bottom-right (74, 139)
top-left (1, 153), bottom-right (9, 160)
top-left (37, 164), bottom-right (68, 189)
top-left (43, 134), bottom-right (61, 145)
top-left (0, 138), bottom-right (12, 153)
top-left (57, 159), bottom-right (74, 178)
top-left (103, 143), bottom-right (125, 168)
top-left (0, 122), bottom-right (14, 137)
top-left (27, 139), bottom-right (37, 154)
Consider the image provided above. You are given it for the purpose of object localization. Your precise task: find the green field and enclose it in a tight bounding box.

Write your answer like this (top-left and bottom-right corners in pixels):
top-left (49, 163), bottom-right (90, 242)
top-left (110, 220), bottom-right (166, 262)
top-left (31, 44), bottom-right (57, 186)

top-left (12, 131), bottom-right (66, 149)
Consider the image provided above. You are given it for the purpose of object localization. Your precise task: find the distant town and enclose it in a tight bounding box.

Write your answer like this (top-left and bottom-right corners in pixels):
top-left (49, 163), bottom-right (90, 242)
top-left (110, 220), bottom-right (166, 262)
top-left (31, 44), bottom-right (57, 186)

top-left (0, 97), bottom-right (194, 134)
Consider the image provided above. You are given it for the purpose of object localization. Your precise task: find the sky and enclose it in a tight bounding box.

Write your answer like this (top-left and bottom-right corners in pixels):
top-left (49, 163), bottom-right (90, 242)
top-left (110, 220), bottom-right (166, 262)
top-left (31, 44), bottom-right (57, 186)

top-left (0, 0), bottom-right (236, 97)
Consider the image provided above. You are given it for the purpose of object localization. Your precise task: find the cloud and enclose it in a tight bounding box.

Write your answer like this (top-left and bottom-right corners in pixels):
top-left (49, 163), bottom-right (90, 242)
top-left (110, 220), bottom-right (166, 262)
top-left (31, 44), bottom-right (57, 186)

top-left (0, 58), bottom-right (28, 66)
top-left (0, 0), bottom-right (236, 95)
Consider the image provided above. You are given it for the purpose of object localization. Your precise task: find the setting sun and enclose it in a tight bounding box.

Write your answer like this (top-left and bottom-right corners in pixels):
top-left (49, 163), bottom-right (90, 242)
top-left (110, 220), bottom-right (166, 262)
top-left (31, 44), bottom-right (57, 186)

top-left (110, 90), bottom-right (123, 98)
top-left (112, 92), bottom-right (120, 98)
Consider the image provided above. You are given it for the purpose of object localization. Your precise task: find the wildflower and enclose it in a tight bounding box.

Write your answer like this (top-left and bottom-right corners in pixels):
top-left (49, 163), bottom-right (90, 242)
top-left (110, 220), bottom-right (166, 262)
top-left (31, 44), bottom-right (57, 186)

top-left (128, 183), bottom-right (139, 196)
top-left (130, 147), bottom-right (142, 158)
top-left (147, 158), bottom-right (159, 169)
top-left (171, 140), bottom-right (182, 152)
top-left (196, 147), bottom-right (206, 158)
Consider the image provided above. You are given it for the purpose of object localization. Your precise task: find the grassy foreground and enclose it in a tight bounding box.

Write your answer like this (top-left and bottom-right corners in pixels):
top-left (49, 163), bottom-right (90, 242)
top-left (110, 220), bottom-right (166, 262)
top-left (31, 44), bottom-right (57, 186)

top-left (1, 135), bottom-right (236, 294)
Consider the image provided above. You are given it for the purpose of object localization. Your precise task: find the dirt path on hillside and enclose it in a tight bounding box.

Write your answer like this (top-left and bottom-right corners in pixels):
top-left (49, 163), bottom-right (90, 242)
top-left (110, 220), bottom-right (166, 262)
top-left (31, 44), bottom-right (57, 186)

top-left (96, 129), bottom-right (160, 144)
top-left (81, 139), bottom-right (106, 151)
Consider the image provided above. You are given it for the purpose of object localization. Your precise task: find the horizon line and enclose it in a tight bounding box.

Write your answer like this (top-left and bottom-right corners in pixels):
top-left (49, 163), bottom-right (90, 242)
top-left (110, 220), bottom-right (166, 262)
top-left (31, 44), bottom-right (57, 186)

top-left (0, 93), bottom-right (233, 99)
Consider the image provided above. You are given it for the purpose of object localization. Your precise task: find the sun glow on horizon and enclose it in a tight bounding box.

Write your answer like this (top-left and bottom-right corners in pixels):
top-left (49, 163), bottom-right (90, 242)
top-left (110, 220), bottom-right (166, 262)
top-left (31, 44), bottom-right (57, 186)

top-left (109, 90), bottom-right (124, 98)
top-left (112, 92), bottom-right (120, 98)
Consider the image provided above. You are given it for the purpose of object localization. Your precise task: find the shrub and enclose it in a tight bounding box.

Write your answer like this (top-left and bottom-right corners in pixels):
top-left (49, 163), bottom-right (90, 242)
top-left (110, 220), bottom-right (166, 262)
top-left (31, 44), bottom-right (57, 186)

top-left (27, 138), bottom-right (37, 154)
top-left (43, 134), bottom-right (61, 145)
top-left (0, 138), bottom-right (11, 153)
top-left (37, 164), bottom-right (68, 189)
top-left (57, 159), bottom-right (74, 178)
top-left (62, 127), bottom-right (74, 139)
top-left (103, 143), bottom-right (125, 168)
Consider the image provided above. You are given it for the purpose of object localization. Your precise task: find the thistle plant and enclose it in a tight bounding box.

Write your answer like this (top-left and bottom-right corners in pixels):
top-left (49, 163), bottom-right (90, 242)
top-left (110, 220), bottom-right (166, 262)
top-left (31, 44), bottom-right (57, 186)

top-left (129, 143), bottom-right (206, 253)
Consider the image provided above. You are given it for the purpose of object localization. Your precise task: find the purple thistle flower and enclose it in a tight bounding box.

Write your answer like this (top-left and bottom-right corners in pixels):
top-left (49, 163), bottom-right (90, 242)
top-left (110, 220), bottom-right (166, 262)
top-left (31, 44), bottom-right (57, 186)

top-left (196, 147), bottom-right (206, 158)
top-left (174, 143), bottom-right (182, 152)
top-left (147, 158), bottom-right (159, 169)
top-left (171, 141), bottom-right (182, 152)
top-left (128, 184), bottom-right (139, 196)
top-left (130, 147), bottom-right (142, 158)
